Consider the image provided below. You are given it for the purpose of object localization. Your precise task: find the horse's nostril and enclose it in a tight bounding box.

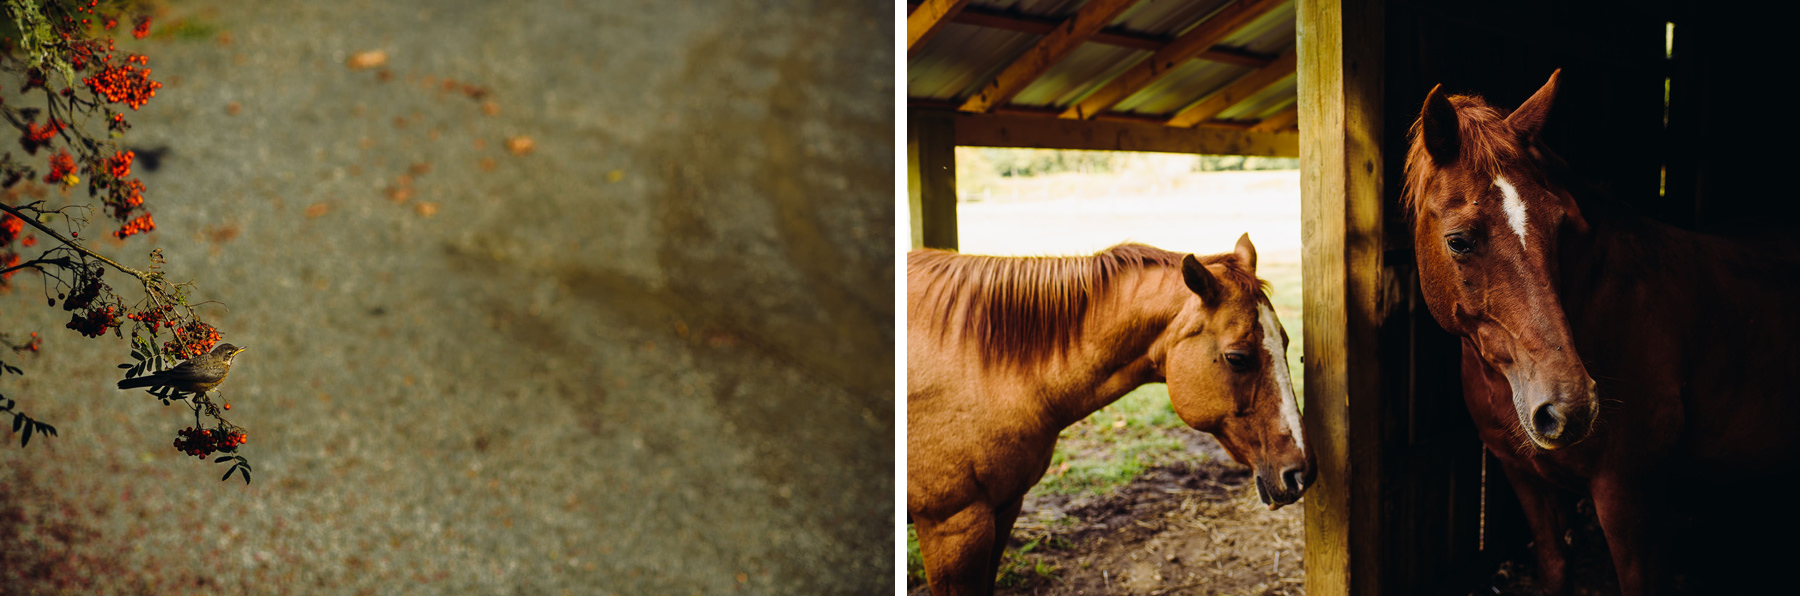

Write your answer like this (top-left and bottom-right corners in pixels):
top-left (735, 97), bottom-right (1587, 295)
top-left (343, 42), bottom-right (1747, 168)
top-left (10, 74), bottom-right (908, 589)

top-left (1534, 402), bottom-right (1565, 440)
top-left (1282, 467), bottom-right (1305, 493)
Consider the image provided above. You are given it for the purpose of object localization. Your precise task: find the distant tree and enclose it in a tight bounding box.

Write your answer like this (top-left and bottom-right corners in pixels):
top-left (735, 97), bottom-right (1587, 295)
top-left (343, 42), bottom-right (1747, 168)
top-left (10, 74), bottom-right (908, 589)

top-left (0, 0), bottom-right (250, 483)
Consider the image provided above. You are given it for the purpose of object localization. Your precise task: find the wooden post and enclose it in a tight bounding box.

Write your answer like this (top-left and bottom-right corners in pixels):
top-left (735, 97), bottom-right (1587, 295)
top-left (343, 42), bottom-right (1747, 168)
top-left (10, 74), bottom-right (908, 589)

top-left (908, 109), bottom-right (958, 250)
top-left (1298, 0), bottom-right (1384, 594)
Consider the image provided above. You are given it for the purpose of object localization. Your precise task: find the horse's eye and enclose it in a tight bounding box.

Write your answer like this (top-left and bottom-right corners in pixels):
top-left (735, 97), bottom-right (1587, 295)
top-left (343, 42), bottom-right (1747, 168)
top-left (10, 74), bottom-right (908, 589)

top-left (1224, 352), bottom-right (1252, 372)
top-left (1446, 234), bottom-right (1475, 255)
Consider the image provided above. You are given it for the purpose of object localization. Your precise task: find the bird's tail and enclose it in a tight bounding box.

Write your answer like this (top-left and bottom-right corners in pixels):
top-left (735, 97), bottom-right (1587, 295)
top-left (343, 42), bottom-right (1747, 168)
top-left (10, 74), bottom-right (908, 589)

top-left (117, 375), bottom-right (160, 390)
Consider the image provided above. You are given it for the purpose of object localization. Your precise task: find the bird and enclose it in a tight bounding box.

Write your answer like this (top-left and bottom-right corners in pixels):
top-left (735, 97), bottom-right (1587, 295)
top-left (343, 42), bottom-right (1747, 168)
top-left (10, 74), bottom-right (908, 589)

top-left (117, 343), bottom-right (247, 395)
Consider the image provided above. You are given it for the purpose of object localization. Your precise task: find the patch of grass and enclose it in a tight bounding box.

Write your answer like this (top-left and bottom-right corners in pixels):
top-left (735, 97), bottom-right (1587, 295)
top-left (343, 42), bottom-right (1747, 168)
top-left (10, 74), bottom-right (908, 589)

top-left (1033, 384), bottom-right (1187, 496)
top-left (995, 538), bottom-right (1058, 588)
top-left (907, 525), bottom-right (927, 587)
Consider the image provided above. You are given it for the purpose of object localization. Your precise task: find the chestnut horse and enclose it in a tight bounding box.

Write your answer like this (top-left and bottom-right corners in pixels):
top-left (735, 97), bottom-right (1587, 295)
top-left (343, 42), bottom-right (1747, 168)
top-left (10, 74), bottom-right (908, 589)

top-left (1404, 70), bottom-right (1800, 595)
top-left (907, 236), bottom-right (1314, 595)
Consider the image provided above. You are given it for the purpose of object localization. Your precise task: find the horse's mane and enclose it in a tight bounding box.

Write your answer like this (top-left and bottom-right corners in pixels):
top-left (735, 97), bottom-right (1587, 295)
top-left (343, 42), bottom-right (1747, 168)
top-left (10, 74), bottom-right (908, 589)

top-left (908, 243), bottom-right (1268, 371)
top-left (1402, 93), bottom-right (1536, 220)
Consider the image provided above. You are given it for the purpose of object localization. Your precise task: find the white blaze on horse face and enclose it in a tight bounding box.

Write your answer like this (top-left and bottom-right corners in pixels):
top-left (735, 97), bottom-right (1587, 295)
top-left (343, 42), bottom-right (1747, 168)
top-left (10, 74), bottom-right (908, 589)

top-left (1258, 303), bottom-right (1304, 454)
top-left (1494, 175), bottom-right (1529, 249)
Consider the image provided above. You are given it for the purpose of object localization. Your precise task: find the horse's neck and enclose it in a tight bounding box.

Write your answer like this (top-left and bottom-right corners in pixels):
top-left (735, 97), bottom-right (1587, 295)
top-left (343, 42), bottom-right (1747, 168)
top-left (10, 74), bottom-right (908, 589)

top-left (1034, 270), bottom-right (1185, 428)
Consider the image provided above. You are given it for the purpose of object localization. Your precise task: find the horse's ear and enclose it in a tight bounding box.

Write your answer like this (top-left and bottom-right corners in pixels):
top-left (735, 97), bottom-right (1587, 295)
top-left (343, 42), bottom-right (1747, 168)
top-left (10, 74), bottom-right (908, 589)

top-left (1233, 233), bottom-right (1258, 271)
top-left (1507, 68), bottom-right (1561, 140)
top-left (1182, 254), bottom-right (1223, 304)
top-left (1422, 83), bottom-right (1460, 165)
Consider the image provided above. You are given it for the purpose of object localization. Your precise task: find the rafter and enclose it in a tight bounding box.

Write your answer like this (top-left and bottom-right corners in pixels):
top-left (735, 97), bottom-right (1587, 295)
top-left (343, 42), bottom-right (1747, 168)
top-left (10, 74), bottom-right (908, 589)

top-left (1166, 47), bottom-right (1296, 128)
top-left (957, 0), bottom-right (1142, 113)
top-left (907, 0), bottom-right (972, 56)
top-left (1249, 105), bottom-right (1299, 132)
top-left (1061, 0), bottom-right (1287, 119)
top-left (954, 112), bottom-right (1297, 156)
top-left (929, 3), bottom-right (1278, 67)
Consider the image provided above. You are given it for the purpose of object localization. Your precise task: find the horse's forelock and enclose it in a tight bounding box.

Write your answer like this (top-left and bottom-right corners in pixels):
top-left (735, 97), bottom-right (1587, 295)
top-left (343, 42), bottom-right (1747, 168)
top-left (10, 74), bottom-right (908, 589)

top-left (1403, 94), bottom-right (1531, 220)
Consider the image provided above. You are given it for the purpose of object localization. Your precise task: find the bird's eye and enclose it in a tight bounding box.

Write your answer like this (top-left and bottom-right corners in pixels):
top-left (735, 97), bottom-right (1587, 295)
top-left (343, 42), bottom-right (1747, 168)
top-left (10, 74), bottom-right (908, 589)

top-left (1224, 352), bottom-right (1253, 372)
top-left (1446, 234), bottom-right (1475, 255)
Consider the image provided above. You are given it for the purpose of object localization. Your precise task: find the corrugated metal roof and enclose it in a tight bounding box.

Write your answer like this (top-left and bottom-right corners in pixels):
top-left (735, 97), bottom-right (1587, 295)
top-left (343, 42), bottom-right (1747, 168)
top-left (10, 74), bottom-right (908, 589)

top-left (908, 0), bottom-right (1298, 131)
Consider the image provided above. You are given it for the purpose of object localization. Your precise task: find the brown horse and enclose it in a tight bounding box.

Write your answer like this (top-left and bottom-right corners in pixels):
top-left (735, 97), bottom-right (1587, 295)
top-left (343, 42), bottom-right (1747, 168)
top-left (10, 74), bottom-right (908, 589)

top-left (1404, 70), bottom-right (1800, 595)
top-left (907, 236), bottom-right (1313, 595)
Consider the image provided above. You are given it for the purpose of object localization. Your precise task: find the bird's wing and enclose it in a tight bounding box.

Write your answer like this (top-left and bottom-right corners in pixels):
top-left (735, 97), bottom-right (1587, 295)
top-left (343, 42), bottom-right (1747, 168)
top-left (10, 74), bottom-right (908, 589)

top-left (155, 359), bottom-right (206, 382)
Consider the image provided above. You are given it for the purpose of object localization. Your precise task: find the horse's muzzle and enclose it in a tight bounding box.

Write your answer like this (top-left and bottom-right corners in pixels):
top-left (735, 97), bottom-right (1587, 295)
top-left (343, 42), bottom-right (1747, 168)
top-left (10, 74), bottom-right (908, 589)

top-left (1255, 464), bottom-right (1312, 510)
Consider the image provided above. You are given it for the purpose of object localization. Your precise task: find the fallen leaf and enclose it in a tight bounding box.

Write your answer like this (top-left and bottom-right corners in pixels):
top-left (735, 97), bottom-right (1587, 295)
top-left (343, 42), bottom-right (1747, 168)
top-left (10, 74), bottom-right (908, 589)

top-left (414, 201), bottom-right (439, 217)
top-left (225, 102), bottom-right (241, 116)
top-left (305, 203), bottom-right (331, 218)
top-left (505, 136), bottom-right (534, 155)
top-left (606, 170), bottom-right (624, 183)
top-left (386, 187), bottom-right (413, 203)
top-left (480, 101), bottom-right (499, 116)
top-left (478, 157), bottom-right (496, 171)
top-left (346, 50), bottom-right (388, 70)
top-left (408, 162), bottom-right (432, 176)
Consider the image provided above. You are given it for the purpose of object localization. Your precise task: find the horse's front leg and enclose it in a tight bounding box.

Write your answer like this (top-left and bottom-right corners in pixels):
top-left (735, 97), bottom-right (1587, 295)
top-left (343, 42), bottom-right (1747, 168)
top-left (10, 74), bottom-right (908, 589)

top-left (1590, 475), bottom-right (1666, 596)
top-left (916, 502), bottom-right (999, 596)
top-left (1496, 460), bottom-right (1576, 596)
top-left (987, 496), bottom-right (1025, 580)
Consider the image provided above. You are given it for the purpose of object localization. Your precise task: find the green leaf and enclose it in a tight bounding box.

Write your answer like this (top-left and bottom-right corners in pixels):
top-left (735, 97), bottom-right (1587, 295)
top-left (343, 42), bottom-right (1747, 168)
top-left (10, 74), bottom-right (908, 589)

top-left (11, 413), bottom-right (21, 433)
top-left (39, 423), bottom-right (55, 437)
top-left (118, 363), bottom-right (132, 369)
top-left (21, 423), bottom-right (31, 447)
top-left (222, 467), bottom-right (236, 482)
top-left (132, 351), bottom-right (144, 361)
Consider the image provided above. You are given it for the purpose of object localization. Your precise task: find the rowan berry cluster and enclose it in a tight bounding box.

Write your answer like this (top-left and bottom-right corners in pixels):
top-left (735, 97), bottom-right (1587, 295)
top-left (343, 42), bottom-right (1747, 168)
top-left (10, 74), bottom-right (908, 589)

top-left (173, 426), bottom-right (246, 458)
top-left (165, 321), bottom-right (220, 360)
top-left (125, 301), bottom-right (173, 333)
top-left (65, 304), bottom-right (119, 337)
top-left (44, 149), bottom-right (75, 184)
top-left (19, 118), bottom-right (63, 154)
top-left (82, 53), bottom-right (158, 110)
top-left (112, 212), bottom-right (152, 239)
top-left (0, 213), bottom-right (21, 246)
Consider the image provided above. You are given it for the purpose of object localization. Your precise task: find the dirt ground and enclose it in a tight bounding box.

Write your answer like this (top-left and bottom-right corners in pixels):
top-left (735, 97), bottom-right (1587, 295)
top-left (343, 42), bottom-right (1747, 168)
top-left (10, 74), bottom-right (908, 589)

top-left (910, 433), bottom-right (1305, 596)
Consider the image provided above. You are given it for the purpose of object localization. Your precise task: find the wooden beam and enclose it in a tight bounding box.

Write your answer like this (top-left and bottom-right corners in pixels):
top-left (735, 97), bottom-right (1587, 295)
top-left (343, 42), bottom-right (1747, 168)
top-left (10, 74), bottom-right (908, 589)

top-left (954, 112), bottom-right (1297, 156)
top-left (907, 0), bottom-right (972, 57)
top-left (1167, 47), bottom-right (1297, 128)
top-left (1060, 0), bottom-right (1288, 119)
top-left (1298, 0), bottom-right (1384, 595)
top-left (958, 0), bottom-right (1142, 113)
top-left (935, 3), bottom-right (1279, 67)
top-left (908, 109), bottom-right (958, 250)
top-left (1249, 105), bottom-right (1299, 132)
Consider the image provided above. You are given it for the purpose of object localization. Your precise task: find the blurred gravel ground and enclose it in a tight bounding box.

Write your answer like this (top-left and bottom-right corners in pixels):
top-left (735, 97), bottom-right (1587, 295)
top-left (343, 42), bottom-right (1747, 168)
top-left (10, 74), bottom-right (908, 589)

top-left (0, 1), bottom-right (894, 594)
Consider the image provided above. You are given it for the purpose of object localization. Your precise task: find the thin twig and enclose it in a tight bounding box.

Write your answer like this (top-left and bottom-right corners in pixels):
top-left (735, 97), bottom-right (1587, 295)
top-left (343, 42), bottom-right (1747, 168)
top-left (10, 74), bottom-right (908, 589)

top-left (0, 202), bottom-right (152, 283)
top-left (0, 255), bottom-right (72, 277)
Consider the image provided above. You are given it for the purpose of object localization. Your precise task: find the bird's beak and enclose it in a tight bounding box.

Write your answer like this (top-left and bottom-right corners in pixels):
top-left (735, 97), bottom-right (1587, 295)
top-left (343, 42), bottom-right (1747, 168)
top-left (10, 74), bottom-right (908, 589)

top-left (236, 346), bottom-right (249, 354)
